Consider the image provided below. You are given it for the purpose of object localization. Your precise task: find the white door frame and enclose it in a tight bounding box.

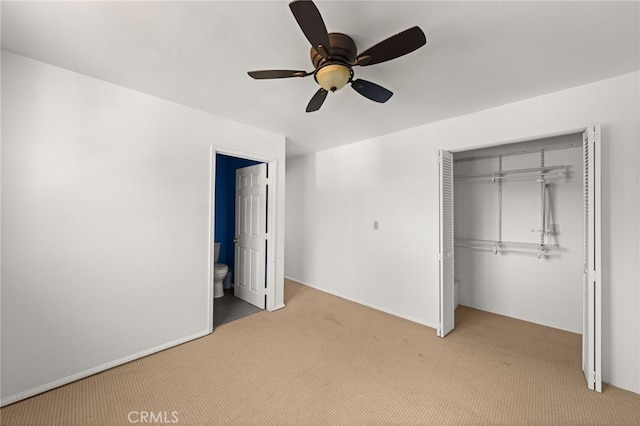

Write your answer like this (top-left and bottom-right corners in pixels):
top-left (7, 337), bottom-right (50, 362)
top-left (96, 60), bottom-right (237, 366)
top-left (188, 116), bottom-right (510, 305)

top-left (438, 124), bottom-right (602, 392)
top-left (208, 146), bottom-right (282, 333)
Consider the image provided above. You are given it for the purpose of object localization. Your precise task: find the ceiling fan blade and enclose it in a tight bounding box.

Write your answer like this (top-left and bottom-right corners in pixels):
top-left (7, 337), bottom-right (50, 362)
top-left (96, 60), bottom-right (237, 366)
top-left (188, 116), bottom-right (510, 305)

top-left (248, 70), bottom-right (311, 79)
top-left (289, 0), bottom-right (330, 58)
top-left (351, 79), bottom-right (393, 103)
top-left (306, 88), bottom-right (328, 112)
top-left (356, 26), bottom-right (426, 66)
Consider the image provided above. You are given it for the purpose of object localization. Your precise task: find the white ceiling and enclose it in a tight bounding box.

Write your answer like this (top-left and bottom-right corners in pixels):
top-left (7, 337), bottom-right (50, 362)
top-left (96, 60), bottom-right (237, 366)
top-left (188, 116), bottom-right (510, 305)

top-left (2, 1), bottom-right (639, 157)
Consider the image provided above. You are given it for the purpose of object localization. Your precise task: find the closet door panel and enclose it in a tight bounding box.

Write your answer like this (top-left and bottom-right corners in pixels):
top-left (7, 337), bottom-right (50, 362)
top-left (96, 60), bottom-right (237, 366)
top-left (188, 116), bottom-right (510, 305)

top-left (438, 150), bottom-right (455, 337)
top-left (582, 125), bottom-right (602, 392)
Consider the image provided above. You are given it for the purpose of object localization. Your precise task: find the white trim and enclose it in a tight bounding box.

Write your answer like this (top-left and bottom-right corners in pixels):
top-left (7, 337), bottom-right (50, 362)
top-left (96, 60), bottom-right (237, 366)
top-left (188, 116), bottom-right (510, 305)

top-left (593, 124), bottom-right (602, 393)
top-left (0, 329), bottom-right (210, 407)
top-left (266, 161), bottom-right (280, 312)
top-left (207, 146), bottom-right (215, 333)
top-left (285, 277), bottom-right (435, 329)
top-left (270, 303), bottom-right (286, 311)
top-left (450, 126), bottom-right (592, 154)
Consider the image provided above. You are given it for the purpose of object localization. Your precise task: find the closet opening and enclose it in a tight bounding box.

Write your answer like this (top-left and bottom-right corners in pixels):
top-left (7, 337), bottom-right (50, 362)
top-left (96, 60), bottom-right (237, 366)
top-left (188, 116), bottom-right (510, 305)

top-left (438, 126), bottom-right (602, 392)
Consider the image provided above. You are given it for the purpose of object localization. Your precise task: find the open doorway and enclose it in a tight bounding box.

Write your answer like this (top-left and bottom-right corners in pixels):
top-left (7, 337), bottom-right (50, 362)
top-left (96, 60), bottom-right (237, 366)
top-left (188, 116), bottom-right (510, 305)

top-left (438, 125), bottom-right (602, 392)
top-left (212, 153), bottom-right (266, 327)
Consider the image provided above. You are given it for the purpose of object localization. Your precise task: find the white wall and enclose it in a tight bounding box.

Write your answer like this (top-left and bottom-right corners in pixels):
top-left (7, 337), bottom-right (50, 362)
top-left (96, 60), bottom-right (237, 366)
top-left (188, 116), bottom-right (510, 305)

top-left (454, 136), bottom-right (584, 332)
top-left (285, 71), bottom-right (640, 394)
top-left (285, 136), bottom-right (436, 325)
top-left (0, 51), bottom-right (285, 405)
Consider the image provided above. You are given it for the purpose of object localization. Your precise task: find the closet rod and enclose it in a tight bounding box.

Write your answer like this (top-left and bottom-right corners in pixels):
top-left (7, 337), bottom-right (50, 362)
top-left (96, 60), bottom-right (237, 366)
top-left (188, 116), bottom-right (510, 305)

top-left (454, 244), bottom-right (554, 258)
top-left (456, 171), bottom-right (565, 183)
top-left (455, 238), bottom-right (558, 250)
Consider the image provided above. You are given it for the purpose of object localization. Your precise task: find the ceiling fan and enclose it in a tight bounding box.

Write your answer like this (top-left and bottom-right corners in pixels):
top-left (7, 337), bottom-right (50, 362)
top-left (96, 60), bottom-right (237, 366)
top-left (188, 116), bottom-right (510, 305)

top-left (247, 0), bottom-right (427, 112)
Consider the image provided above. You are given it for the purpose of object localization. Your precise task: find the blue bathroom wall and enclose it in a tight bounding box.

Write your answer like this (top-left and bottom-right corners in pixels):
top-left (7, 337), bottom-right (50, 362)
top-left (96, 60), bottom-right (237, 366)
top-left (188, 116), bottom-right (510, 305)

top-left (214, 154), bottom-right (261, 275)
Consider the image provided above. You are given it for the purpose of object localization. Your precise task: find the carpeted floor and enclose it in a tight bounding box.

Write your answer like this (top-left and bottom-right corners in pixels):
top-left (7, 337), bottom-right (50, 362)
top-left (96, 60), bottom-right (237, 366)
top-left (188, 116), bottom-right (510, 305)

top-left (1, 279), bottom-right (639, 425)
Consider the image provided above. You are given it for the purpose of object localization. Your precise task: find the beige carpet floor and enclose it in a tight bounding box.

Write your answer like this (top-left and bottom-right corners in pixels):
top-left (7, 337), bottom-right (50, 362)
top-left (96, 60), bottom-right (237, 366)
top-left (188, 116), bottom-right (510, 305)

top-left (1, 279), bottom-right (639, 425)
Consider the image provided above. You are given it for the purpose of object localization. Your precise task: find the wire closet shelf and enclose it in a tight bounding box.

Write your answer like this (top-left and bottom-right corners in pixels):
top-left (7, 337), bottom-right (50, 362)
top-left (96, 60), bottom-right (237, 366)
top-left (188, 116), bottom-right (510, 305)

top-left (454, 150), bottom-right (568, 259)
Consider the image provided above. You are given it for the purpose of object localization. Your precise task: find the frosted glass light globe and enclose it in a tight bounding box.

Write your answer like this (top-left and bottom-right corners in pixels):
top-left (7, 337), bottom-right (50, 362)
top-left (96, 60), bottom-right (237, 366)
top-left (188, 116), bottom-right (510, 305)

top-left (315, 64), bottom-right (351, 92)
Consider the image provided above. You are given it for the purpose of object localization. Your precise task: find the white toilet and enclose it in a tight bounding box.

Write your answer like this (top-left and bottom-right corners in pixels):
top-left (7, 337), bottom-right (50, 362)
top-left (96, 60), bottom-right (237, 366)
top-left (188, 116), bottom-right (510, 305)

top-left (214, 243), bottom-right (229, 299)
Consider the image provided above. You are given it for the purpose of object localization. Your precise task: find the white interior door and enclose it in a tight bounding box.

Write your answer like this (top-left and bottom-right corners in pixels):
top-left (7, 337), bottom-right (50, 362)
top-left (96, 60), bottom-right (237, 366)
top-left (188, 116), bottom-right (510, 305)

top-left (438, 149), bottom-right (455, 337)
top-left (234, 163), bottom-right (267, 309)
top-left (582, 125), bottom-right (602, 392)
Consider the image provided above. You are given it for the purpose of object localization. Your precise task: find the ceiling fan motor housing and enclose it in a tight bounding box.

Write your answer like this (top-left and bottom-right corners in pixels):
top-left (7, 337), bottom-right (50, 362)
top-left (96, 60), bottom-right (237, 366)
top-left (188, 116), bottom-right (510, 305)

top-left (310, 32), bottom-right (358, 67)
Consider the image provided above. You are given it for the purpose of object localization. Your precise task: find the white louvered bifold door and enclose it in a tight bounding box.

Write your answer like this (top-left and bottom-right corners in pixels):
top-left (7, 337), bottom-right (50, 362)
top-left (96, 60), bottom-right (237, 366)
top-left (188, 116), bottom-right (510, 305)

top-left (582, 125), bottom-right (602, 392)
top-left (438, 150), bottom-right (455, 337)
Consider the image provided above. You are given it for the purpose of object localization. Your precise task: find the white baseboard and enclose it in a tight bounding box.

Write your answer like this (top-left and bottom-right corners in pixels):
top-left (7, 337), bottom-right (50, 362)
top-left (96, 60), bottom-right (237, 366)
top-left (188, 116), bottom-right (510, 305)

top-left (1, 329), bottom-right (211, 407)
top-left (284, 276), bottom-right (437, 330)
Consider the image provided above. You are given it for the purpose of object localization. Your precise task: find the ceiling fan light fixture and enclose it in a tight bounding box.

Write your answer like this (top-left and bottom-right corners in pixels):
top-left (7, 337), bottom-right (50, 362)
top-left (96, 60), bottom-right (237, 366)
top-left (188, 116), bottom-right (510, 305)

top-left (248, 0), bottom-right (427, 111)
top-left (315, 64), bottom-right (351, 92)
